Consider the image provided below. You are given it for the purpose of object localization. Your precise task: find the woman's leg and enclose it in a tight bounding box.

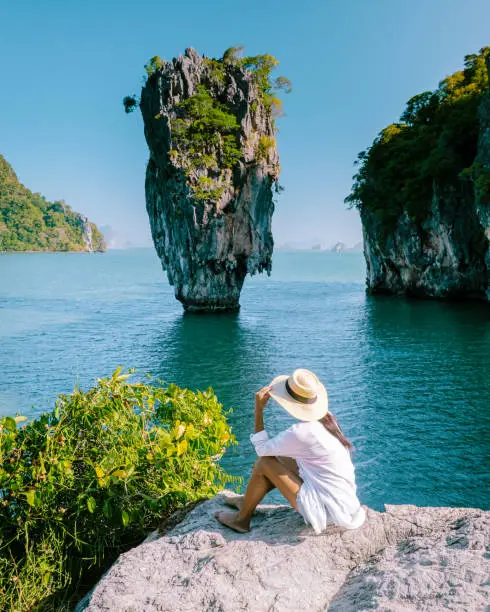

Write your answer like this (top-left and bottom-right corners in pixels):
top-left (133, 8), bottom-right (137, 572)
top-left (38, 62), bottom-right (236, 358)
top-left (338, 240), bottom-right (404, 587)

top-left (224, 456), bottom-right (300, 511)
top-left (215, 456), bottom-right (302, 533)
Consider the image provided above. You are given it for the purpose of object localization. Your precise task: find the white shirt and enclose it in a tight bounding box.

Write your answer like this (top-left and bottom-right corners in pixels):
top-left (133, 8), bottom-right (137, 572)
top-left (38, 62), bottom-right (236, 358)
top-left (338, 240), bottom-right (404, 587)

top-left (250, 420), bottom-right (366, 534)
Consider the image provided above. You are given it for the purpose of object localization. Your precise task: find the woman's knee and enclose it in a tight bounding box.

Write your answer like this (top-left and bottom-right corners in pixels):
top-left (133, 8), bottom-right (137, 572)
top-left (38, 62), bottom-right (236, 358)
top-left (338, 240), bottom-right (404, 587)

top-left (254, 456), bottom-right (276, 474)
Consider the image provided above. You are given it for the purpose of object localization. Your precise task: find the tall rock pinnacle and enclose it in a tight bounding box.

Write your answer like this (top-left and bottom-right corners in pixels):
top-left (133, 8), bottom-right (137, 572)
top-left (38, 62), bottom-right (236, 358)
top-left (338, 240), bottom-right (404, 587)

top-left (135, 47), bottom-right (285, 311)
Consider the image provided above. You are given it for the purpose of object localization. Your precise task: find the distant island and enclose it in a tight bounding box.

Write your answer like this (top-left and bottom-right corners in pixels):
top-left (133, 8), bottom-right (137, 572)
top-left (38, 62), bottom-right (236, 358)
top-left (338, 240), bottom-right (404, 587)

top-left (0, 154), bottom-right (105, 252)
top-left (276, 241), bottom-right (363, 252)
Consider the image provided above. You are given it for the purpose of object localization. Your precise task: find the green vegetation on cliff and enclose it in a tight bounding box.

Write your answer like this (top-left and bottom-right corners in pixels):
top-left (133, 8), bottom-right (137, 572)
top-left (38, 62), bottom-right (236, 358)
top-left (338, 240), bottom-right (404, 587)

top-left (170, 84), bottom-right (242, 180)
top-left (0, 154), bottom-right (106, 252)
top-left (124, 47), bottom-right (290, 204)
top-left (346, 47), bottom-right (490, 230)
top-left (0, 370), bottom-right (237, 610)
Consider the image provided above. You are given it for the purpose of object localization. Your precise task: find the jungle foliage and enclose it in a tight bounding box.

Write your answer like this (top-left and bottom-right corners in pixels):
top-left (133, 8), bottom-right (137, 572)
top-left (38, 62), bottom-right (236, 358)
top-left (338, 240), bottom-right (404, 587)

top-left (0, 369), bottom-right (238, 610)
top-left (345, 48), bottom-right (490, 230)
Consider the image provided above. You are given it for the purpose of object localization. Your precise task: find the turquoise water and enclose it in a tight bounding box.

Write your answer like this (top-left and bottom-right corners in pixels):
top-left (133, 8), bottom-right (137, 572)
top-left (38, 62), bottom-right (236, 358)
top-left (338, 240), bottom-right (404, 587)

top-left (1, 249), bottom-right (489, 511)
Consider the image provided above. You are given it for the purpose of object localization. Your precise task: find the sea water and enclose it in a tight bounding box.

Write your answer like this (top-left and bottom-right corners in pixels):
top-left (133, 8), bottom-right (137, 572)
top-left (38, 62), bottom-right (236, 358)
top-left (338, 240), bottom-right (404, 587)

top-left (0, 249), bottom-right (489, 511)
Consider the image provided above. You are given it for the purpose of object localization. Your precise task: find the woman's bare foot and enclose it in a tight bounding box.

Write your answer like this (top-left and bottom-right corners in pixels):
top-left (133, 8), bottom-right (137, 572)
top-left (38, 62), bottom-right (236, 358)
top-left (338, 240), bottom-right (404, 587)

top-left (223, 494), bottom-right (246, 511)
top-left (214, 510), bottom-right (250, 533)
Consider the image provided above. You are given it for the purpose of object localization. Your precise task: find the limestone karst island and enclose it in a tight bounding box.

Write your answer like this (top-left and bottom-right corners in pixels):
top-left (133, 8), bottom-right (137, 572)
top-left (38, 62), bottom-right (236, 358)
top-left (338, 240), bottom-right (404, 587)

top-left (0, 155), bottom-right (105, 252)
top-left (348, 49), bottom-right (490, 301)
top-left (124, 47), bottom-right (289, 311)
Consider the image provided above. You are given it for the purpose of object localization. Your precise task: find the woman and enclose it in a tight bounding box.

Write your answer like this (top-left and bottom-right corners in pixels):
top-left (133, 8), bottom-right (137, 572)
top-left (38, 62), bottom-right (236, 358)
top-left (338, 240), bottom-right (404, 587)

top-left (215, 368), bottom-right (365, 534)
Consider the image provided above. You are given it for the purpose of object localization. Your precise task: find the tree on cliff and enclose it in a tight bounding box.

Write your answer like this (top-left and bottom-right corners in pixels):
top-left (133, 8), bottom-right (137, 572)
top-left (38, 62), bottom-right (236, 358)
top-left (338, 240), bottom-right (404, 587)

top-left (346, 47), bottom-right (490, 231)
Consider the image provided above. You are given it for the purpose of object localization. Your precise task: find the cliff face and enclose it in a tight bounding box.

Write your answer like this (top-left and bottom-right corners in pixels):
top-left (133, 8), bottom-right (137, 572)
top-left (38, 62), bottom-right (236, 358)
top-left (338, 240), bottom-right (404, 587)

top-left (78, 492), bottom-right (490, 611)
top-left (79, 214), bottom-right (106, 253)
top-left (361, 181), bottom-right (489, 299)
top-left (357, 52), bottom-right (490, 301)
top-left (140, 48), bottom-right (280, 311)
top-left (475, 56), bottom-right (490, 294)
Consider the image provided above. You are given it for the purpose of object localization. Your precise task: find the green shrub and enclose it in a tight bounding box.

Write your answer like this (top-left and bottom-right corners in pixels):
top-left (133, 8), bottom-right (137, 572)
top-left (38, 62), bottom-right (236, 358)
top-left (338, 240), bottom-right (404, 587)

top-left (222, 46), bottom-right (245, 65)
top-left (144, 56), bottom-right (167, 78)
top-left (192, 176), bottom-right (226, 203)
top-left (0, 369), bottom-right (238, 611)
top-left (203, 58), bottom-right (226, 86)
top-left (463, 160), bottom-right (490, 204)
top-left (123, 95), bottom-right (139, 114)
top-left (170, 85), bottom-right (242, 174)
top-left (257, 136), bottom-right (276, 161)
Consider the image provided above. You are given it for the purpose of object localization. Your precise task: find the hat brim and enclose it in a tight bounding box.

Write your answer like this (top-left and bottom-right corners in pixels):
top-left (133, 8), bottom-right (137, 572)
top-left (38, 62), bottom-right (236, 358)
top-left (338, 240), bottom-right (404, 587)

top-left (269, 375), bottom-right (329, 422)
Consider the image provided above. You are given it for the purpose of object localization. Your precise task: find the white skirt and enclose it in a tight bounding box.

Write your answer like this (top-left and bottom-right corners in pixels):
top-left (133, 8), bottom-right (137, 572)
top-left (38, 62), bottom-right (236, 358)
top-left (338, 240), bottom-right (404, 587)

top-left (297, 474), bottom-right (366, 534)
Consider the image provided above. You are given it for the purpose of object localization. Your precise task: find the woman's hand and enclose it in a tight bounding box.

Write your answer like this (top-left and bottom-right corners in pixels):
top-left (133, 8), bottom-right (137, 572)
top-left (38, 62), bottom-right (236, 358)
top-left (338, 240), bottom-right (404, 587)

top-left (255, 385), bottom-right (272, 411)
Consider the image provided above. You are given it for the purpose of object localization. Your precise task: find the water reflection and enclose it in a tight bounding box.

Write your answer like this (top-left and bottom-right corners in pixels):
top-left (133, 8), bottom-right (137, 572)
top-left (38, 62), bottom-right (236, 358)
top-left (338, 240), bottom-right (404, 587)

top-left (148, 311), bottom-right (285, 479)
top-left (353, 297), bottom-right (490, 510)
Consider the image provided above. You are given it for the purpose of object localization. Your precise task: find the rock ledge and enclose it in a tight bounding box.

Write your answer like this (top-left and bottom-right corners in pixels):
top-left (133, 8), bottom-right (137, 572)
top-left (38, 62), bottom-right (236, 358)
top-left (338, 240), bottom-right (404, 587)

top-left (78, 492), bottom-right (489, 611)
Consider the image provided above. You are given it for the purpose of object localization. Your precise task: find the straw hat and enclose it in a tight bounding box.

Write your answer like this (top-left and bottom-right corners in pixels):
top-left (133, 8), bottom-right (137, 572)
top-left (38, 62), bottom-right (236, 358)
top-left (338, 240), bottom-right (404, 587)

top-left (269, 368), bottom-right (329, 422)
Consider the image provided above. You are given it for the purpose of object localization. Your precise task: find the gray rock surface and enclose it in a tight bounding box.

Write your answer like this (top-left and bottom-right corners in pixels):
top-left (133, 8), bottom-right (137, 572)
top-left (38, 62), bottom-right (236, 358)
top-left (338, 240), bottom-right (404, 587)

top-left (361, 181), bottom-right (489, 300)
top-left (78, 492), bottom-right (490, 611)
top-left (361, 56), bottom-right (490, 302)
top-left (139, 48), bottom-right (280, 311)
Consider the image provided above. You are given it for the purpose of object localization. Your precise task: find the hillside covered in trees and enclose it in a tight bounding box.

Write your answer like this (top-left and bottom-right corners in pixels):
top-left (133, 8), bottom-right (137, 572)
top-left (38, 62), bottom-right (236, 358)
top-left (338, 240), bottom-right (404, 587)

top-left (0, 155), bottom-right (105, 252)
top-left (346, 48), bottom-right (490, 301)
top-left (346, 47), bottom-right (490, 230)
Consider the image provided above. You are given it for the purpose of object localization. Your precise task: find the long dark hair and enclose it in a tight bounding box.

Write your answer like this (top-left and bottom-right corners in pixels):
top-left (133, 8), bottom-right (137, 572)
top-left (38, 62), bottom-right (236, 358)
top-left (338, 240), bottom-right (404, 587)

top-left (319, 413), bottom-right (354, 452)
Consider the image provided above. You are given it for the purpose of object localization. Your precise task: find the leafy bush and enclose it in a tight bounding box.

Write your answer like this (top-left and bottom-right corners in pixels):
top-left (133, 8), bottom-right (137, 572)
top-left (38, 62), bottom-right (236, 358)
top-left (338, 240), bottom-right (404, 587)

top-left (192, 176), bottom-right (226, 203)
top-left (463, 161), bottom-right (490, 204)
top-left (170, 85), bottom-right (242, 173)
top-left (0, 369), bottom-right (238, 610)
top-left (346, 47), bottom-right (490, 230)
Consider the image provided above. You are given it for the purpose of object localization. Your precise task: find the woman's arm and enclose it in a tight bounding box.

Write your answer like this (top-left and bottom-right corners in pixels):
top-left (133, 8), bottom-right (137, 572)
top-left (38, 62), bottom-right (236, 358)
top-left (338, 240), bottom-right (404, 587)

top-left (254, 385), bottom-right (271, 433)
top-left (251, 385), bottom-right (310, 458)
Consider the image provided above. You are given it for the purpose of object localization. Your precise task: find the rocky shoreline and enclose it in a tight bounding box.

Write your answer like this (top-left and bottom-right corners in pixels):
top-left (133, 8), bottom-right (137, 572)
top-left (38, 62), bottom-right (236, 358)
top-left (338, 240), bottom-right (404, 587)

top-left (78, 492), bottom-right (490, 611)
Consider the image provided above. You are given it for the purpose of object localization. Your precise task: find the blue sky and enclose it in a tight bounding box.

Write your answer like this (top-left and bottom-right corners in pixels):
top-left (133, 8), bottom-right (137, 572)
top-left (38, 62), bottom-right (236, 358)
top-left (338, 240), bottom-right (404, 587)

top-left (1, 0), bottom-right (490, 247)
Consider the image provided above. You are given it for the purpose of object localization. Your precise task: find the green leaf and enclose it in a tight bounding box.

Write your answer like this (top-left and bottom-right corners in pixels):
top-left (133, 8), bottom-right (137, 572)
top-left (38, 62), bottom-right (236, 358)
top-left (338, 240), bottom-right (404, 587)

top-left (103, 498), bottom-right (112, 519)
top-left (26, 488), bottom-right (36, 507)
top-left (94, 465), bottom-right (104, 478)
top-left (87, 496), bottom-right (96, 513)
top-left (157, 431), bottom-right (172, 447)
top-left (121, 510), bottom-right (130, 527)
top-left (176, 439), bottom-right (188, 456)
top-left (4, 416), bottom-right (17, 432)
